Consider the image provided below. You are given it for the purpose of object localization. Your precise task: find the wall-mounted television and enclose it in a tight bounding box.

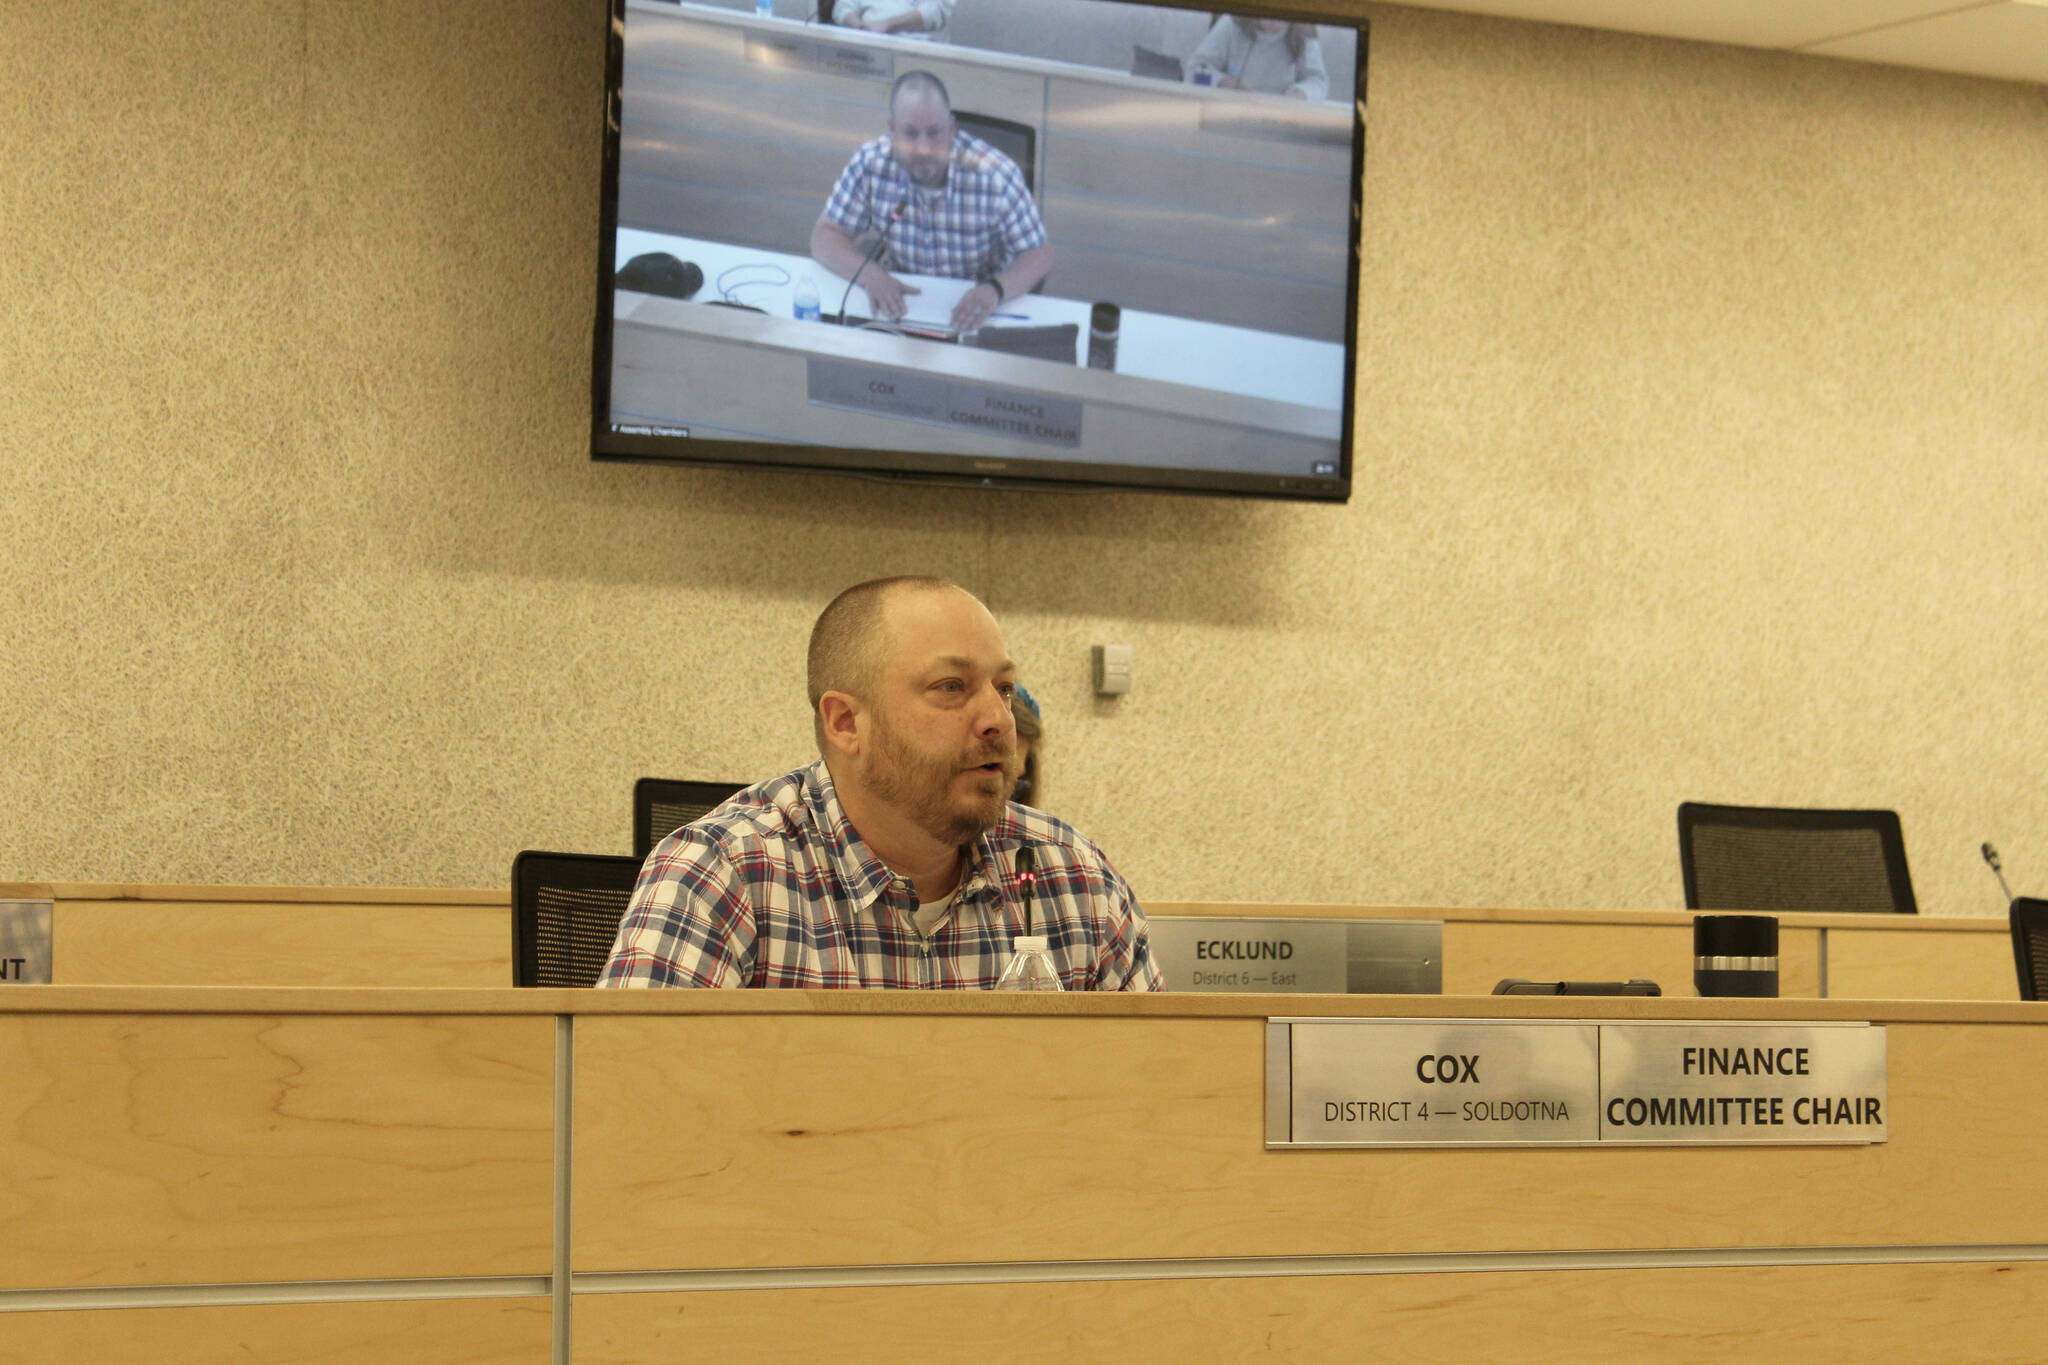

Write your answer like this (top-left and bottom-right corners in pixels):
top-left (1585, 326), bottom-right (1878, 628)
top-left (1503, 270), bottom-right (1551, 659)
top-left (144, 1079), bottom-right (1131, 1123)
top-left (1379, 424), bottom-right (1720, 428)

top-left (591, 0), bottom-right (1365, 501)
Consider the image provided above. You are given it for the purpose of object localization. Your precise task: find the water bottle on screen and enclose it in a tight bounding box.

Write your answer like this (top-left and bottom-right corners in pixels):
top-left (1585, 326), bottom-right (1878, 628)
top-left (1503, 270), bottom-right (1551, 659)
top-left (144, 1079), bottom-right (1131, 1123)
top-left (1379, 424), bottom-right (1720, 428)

top-left (793, 275), bottom-right (821, 321)
top-left (994, 935), bottom-right (1064, 992)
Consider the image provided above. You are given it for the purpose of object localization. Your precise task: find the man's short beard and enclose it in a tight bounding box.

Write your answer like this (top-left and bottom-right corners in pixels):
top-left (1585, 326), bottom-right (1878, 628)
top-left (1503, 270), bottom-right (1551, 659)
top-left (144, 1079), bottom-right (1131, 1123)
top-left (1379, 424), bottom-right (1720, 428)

top-left (866, 712), bottom-right (1011, 846)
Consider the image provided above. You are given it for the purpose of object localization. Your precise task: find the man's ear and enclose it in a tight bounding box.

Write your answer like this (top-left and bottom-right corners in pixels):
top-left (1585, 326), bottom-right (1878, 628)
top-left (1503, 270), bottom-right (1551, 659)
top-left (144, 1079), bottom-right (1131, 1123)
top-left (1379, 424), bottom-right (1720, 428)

top-left (818, 692), bottom-right (864, 758)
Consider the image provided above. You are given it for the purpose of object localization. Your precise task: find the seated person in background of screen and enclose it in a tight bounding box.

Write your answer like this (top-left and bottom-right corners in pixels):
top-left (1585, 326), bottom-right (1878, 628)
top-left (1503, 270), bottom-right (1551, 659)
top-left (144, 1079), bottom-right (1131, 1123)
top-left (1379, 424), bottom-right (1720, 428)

top-left (1188, 16), bottom-right (1329, 101)
top-left (809, 70), bottom-right (1053, 334)
top-left (811, 0), bottom-right (955, 37)
top-left (596, 576), bottom-right (1160, 991)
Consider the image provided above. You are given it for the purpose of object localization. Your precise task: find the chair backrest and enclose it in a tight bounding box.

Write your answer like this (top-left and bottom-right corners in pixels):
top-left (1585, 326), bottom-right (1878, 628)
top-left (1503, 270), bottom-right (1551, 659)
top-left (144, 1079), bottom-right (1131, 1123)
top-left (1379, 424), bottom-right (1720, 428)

top-left (1677, 802), bottom-right (1917, 914)
top-left (954, 111), bottom-right (1037, 197)
top-left (511, 850), bottom-right (645, 988)
top-left (2011, 899), bottom-right (2048, 1001)
top-left (1130, 44), bottom-right (1185, 81)
top-left (632, 777), bottom-right (746, 861)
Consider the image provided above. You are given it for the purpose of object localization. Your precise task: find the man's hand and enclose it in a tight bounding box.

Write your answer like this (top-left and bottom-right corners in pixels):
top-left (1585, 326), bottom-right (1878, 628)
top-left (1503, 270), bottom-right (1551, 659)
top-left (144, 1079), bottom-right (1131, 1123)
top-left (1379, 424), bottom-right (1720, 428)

top-left (950, 281), bottom-right (1001, 333)
top-left (863, 270), bottom-right (920, 320)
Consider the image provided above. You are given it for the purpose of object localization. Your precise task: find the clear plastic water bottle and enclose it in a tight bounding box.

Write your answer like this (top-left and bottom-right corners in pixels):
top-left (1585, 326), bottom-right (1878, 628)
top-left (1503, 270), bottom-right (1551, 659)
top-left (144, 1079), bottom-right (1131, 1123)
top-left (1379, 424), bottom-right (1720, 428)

top-left (793, 274), bottom-right (821, 321)
top-left (994, 935), bottom-right (1064, 992)
top-left (755, 0), bottom-right (774, 17)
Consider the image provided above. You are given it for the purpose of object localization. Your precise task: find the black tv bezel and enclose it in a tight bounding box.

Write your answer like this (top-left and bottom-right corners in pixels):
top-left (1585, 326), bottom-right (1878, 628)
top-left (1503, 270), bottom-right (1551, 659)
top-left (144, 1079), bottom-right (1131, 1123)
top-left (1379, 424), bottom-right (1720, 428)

top-left (589, 0), bottom-right (1367, 504)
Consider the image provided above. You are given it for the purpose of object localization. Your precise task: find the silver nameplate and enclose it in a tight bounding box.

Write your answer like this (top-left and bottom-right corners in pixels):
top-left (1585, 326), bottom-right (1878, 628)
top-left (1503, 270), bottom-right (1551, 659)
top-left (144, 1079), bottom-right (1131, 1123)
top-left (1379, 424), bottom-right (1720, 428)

top-left (1149, 917), bottom-right (1441, 994)
top-left (1600, 1023), bottom-right (1887, 1144)
top-left (1268, 1018), bottom-right (1888, 1148)
top-left (0, 900), bottom-right (53, 984)
top-left (808, 360), bottom-right (1082, 449)
top-left (1277, 1019), bottom-right (1600, 1146)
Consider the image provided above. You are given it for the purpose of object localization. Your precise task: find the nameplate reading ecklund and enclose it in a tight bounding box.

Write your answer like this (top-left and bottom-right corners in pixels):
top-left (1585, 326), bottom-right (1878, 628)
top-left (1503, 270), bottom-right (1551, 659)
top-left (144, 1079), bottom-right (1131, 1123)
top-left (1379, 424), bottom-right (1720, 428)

top-left (0, 900), bottom-right (53, 984)
top-left (1267, 1019), bottom-right (1886, 1148)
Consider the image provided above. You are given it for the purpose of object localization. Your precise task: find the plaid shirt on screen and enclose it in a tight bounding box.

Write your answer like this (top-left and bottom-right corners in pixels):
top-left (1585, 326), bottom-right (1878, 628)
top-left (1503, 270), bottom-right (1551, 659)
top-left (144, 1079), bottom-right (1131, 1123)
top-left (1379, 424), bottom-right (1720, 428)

top-left (821, 131), bottom-right (1047, 282)
top-left (595, 760), bottom-right (1161, 991)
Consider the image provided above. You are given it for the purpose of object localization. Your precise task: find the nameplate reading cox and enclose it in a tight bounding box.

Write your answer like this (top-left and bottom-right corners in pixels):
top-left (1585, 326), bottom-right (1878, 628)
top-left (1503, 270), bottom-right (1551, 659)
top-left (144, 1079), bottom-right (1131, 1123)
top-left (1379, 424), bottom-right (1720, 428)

top-left (1266, 1019), bottom-right (1887, 1148)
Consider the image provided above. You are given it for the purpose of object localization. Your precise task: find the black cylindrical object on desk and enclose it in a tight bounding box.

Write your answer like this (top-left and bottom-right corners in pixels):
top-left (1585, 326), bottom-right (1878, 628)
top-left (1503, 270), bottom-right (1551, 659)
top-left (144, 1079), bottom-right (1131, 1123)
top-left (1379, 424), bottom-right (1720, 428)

top-left (1693, 914), bottom-right (1779, 997)
top-left (1087, 301), bottom-right (1120, 370)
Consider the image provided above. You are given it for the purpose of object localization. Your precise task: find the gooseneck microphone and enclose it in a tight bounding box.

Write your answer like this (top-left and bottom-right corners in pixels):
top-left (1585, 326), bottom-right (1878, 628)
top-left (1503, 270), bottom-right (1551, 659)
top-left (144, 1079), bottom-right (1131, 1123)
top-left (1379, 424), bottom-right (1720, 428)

top-left (1983, 842), bottom-right (2016, 903)
top-left (839, 199), bottom-right (907, 324)
top-left (1015, 846), bottom-right (1038, 936)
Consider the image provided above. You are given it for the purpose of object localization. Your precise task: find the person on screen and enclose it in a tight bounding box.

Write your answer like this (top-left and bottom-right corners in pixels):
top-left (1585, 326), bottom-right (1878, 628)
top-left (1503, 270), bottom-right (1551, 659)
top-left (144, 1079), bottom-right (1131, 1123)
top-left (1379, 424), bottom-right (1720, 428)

top-left (811, 0), bottom-right (955, 37)
top-left (809, 70), bottom-right (1053, 334)
top-left (1188, 15), bottom-right (1328, 101)
top-left (596, 577), bottom-right (1160, 991)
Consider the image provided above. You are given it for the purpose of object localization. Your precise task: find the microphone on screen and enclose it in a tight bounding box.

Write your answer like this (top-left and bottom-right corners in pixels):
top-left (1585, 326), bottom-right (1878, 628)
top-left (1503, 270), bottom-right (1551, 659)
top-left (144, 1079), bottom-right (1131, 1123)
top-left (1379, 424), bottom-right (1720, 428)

top-left (840, 200), bottom-right (909, 324)
top-left (615, 252), bottom-right (702, 301)
top-left (1983, 842), bottom-right (2016, 904)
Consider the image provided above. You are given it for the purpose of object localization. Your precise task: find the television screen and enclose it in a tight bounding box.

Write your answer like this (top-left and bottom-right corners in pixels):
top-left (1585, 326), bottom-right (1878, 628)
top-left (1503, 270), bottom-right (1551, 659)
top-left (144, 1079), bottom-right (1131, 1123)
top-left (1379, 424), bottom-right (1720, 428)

top-left (592, 0), bottom-right (1365, 501)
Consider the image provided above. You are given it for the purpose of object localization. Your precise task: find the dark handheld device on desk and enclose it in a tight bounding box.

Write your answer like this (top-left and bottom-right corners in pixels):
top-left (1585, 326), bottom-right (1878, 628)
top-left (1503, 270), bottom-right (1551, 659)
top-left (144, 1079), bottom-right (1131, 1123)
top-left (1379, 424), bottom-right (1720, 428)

top-left (1493, 979), bottom-right (1662, 996)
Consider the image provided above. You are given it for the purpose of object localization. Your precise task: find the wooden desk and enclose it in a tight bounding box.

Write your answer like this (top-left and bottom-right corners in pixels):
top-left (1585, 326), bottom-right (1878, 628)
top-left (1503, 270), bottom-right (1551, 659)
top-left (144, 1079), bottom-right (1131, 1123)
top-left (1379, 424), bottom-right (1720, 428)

top-left (1154, 901), bottom-right (2018, 1001)
top-left (2, 988), bottom-right (2042, 1363)
top-left (4, 881), bottom-right (510, 987)
top-left (8, 882), bottom-right (2017, 1001)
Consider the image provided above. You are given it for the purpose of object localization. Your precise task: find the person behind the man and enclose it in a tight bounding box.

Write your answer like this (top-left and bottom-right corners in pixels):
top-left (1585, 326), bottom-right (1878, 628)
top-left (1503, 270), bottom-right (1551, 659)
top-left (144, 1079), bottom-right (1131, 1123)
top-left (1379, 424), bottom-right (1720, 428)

top-left (596, 576), bottom-right (1160, 990)
top-left (809, 71), bottom-right (1052, 335)
top-left (811, 0), bottom-right (955, 38)
top-left (1187, 16), bottom-right (1329, 101)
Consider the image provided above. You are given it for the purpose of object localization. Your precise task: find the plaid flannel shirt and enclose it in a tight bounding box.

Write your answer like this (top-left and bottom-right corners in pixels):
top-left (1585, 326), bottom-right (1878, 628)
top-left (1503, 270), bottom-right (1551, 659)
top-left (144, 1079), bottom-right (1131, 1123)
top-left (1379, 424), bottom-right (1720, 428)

top-left (596, 760), bottom-right (1161, 991)
top-left (821, 131), bottom-right (1047, 282)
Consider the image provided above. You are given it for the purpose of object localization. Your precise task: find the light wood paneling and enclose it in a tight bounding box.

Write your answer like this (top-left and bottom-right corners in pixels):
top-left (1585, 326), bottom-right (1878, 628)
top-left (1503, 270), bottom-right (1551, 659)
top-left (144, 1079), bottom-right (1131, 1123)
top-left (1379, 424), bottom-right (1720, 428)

top-left (1444, 920), bottom-right (1822, 997)
top-left (1827, 924), bottom-right (2015, 1001)
top-left (575, 1260), bottom-right (2048, 1364)
top-left (0, 1014), bottom-right (553, 1289)
top-left (52, 899), bottom-right (511, 987)
top-left (573, 1010), bottom-right (2048, 1272)
top-left (6, 1297), bottom-right (552, 1365)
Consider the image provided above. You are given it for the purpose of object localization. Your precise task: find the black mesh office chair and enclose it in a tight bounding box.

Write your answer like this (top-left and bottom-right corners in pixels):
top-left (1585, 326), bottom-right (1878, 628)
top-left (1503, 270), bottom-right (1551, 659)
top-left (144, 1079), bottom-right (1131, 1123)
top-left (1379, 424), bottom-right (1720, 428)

top-left (2011, 899), bottom-right (2048, 1001)
top-left (953, 111), bottom-right (1036, 196)
top-left (511, 850), bottom-right (644, 988)
top-left (633, 778), bottom-right (745, 861)
top-left (1677, 803), bottom-right (1918, 914)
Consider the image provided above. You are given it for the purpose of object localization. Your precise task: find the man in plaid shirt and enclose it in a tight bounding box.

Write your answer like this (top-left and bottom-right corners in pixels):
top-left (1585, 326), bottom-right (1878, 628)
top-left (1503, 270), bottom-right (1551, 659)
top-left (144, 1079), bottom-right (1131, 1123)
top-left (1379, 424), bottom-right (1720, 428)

top-left (597, 577), bottom-right (1161, 990)
top-left (809, 71), bottom-right (1053, 335)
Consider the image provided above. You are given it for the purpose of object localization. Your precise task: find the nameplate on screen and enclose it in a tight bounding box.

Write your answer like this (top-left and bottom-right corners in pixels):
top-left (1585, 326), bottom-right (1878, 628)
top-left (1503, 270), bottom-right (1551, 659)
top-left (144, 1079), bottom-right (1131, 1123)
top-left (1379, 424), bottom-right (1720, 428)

top-left (0, 900), bottom-right (54, 984)
top-left (808, 359), bottom-right (1082, 448)
top-left (1266, 1019), bottom-right (1887, 1148)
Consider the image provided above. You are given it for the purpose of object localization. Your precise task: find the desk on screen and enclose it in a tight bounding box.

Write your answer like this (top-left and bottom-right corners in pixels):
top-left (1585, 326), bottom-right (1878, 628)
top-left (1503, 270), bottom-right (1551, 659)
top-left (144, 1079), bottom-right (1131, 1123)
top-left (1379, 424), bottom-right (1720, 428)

top-left (609, 226), bottom-right (1343, 475)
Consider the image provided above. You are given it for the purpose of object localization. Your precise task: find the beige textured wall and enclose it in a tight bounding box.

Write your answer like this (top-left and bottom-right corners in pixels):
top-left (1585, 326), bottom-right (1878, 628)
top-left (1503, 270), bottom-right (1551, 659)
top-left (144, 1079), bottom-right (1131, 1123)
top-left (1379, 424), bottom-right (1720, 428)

top-left (3, 1), bottom-right (2044, 915)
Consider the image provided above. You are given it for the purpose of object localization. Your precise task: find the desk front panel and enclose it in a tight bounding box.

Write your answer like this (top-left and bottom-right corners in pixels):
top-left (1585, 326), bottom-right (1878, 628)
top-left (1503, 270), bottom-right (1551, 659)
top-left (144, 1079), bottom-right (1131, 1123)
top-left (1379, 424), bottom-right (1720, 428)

top-left (0, 1013), bottom-right (553, 1289)
top-left (52, 898), bottom-right (509, 987)
top-left (573, 1010), bottom-right (2048, 1273)
top-left (7, 1297), bottom-right (552, 1365)
top-left (1825, 923), bottom-right (2015, 1001)
top-left (574, 1260), bottom-right (2046, 1365)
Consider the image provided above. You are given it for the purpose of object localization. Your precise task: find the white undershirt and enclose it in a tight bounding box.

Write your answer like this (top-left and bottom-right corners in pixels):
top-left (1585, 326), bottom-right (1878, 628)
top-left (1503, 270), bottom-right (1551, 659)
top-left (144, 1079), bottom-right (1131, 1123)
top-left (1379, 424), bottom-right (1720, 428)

top-left (911, 885), bottom-right (959, 940)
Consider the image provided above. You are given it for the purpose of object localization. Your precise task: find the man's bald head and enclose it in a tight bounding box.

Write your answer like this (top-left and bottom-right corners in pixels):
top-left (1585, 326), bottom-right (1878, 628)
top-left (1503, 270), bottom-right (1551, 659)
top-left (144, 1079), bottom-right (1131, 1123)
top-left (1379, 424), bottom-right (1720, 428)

top-left (889, 69), bottom-right (952, 121)
top-left (808, 575), bottom-right (961, 750)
